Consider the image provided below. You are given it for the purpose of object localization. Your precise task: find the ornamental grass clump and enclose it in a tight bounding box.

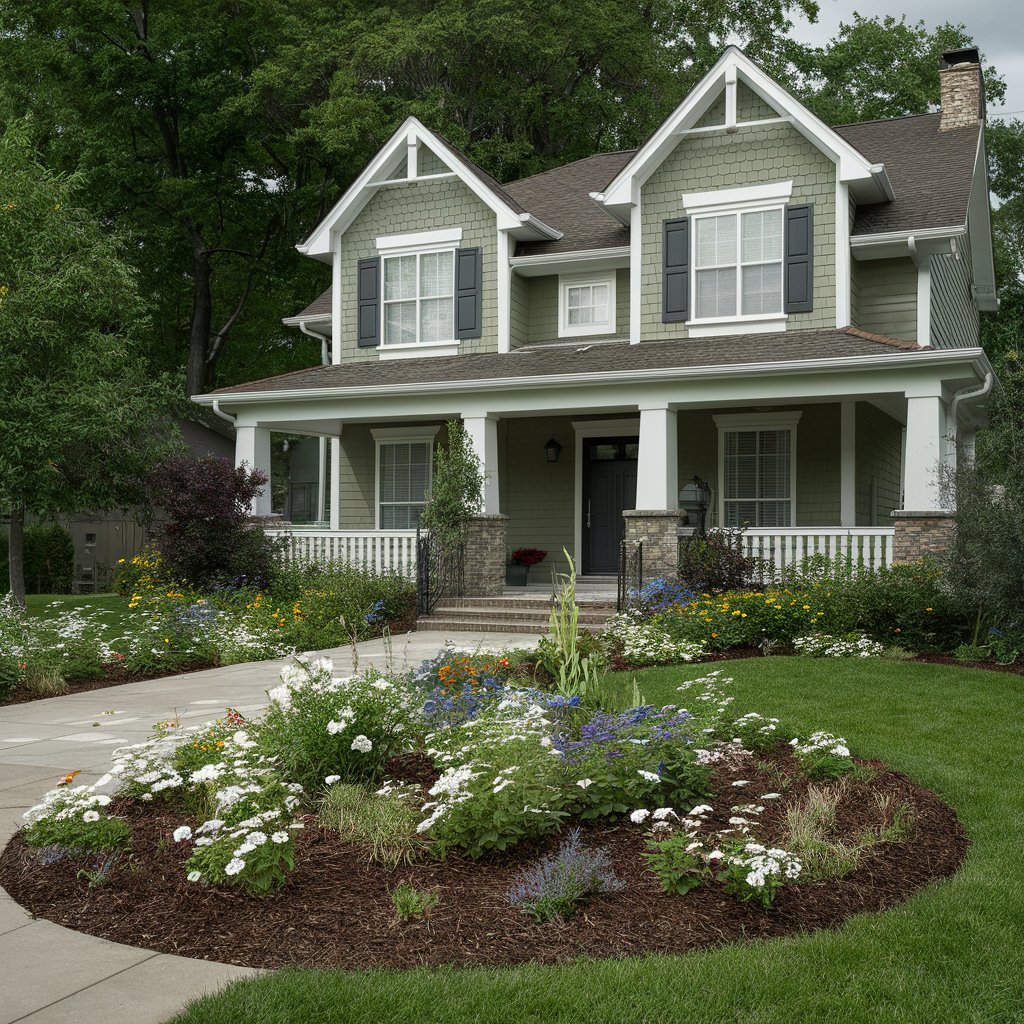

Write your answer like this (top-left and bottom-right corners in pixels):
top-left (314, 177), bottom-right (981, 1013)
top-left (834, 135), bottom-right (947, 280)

top-left (506, 827), bottom-right (623, 922)
top-left (319, 782), bottom-right (426, 868)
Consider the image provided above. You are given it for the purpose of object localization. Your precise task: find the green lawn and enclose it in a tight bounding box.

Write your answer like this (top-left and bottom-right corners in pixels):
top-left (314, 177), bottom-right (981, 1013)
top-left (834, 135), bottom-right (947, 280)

top-left (171, 657), bottom-right (1023, 1024)
top-left (24, 593), bottom-right (130, 634)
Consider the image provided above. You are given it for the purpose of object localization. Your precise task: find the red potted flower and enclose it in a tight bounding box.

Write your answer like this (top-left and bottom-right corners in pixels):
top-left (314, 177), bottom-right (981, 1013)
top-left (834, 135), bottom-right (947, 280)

top-left (506, 548), bottom-right (547, 586)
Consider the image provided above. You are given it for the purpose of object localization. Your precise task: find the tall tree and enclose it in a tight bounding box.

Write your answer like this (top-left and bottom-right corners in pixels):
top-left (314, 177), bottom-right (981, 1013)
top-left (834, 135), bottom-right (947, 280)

top-left (0, 123), bottom-right (176, 605)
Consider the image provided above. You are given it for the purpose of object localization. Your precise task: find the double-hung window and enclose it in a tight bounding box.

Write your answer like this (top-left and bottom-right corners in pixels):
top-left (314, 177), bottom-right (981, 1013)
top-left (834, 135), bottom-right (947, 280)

top-left (694, 207), bottom-right (783, 320)
top-left (373, 427), bottom-right (441, 529)
top-left (715, 413), bottom-right (800, 528)
top-left (558, 273), bottom-right (616, 337)
top-left (382, 249), bottom-right (455, 346)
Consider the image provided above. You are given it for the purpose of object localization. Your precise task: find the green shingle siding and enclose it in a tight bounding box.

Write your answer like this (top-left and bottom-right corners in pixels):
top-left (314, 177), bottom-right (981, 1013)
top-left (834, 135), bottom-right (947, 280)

top-left (640, 122), bottom-right (837, 339)
top-left (337, 179), bottom-right (498, 362)
top-left (851, 257), bottom-right (917, 343)
top-left (513, 270), bottom-right (630, 345)
top-left (692, 83), bottom-right (779, 128)
top-left (855, 403), bottom-right (902, 526)
top-left (930, 230), bottom-right (979, 348)
top-left (418, 146), bottom-right (449, 176)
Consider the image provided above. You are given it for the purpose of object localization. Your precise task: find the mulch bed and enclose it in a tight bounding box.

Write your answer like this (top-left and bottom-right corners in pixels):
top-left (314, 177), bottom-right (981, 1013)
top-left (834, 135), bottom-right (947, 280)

top-left (912, 652), bottom-right (1024, 676)
top-left (0, 750), bottom-right (969, 971)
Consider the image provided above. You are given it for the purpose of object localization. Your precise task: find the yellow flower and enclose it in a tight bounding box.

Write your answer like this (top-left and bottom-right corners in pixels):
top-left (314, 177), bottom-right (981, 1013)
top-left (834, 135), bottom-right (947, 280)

top-left (802, 604), bottom-right (811, 610)
top-left (926, 607), bottom-right (933, 612)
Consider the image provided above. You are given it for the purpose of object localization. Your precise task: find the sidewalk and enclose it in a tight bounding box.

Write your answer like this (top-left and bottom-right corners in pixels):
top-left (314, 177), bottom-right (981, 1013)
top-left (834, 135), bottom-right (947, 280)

top-left (0, 629), bottom-right (538, 1024)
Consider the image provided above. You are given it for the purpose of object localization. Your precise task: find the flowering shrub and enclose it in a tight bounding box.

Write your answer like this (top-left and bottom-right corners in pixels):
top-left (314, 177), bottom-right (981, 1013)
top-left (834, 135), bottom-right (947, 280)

top-left (509, 547), bottom-right (547, 567)
top-left (557, 704), bottom-right (710, 821)
top-left (729, 711), bottom-right (786, 753)
top-left (790, 732), bottom-right (855, 779)
top-left (22, 784), bottom-right (130, 852)
top-left (258, 658), bottom-right (418, 791)
top-left (793, 634), bottom-right (883, 658)
top-left (603, 613), bottom-right (705, 667)
top-left (628, 578), bottom-right (695, 614)
top-left (718, 841), bottom-right (803, 909)
top-left (506, 827), bottom-right (623, 921)
top-left (113, 545), bottom-right (167, 597)
top-left (416, 650), bottom-right (516, 727)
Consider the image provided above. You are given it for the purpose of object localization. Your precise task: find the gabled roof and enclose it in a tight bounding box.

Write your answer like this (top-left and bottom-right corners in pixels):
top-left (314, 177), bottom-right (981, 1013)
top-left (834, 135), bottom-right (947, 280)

top-left (835, 113), bottom-right (981, 234)
top-left (205, 328), bottom-right (931, 399)
top-left (599, 46), bottom-right (891, 211)
top-left (297, 117), bottom-right (562, 261)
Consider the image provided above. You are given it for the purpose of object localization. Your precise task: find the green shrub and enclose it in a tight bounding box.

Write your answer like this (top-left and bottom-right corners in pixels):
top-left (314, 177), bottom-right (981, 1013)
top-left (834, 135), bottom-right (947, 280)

top-left (677, 528), bottom-right (758, 592)
top-left (318, 783), bottom-right (426, 868)
top-left (0, 522), bottom-right (74, 595)
top-left (390, 882), bottom-right (439, 921)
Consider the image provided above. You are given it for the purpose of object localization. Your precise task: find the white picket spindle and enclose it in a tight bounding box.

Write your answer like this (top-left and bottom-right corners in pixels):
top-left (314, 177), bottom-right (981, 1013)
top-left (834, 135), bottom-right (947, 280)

top-left (737, 527), bottom-right (895, 577)
top-left (264, 529), bottom-right (419, 578)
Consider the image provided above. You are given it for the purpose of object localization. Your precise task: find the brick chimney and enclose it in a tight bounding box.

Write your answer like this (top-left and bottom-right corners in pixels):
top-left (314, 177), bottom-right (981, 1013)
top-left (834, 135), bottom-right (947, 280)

top-left (939, 47), bottom-right (985, 132)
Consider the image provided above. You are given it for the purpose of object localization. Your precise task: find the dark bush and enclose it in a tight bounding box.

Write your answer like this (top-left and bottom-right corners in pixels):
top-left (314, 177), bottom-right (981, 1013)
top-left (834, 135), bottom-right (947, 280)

top-left (677, 528), bottom-right (757, 593)
top-left (147, 454), bottom-right (279, 590)
top-left (0, 522), bottom-right (74, 594)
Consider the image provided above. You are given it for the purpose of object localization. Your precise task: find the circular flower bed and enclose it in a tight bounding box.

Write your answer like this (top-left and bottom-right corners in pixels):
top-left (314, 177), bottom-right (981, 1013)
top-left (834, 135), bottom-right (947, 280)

top-left (0, 655), bottom-right (968, 969)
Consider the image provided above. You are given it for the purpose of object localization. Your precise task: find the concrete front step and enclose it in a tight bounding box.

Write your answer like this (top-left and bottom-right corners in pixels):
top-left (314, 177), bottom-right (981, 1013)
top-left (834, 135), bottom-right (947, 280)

top-left (438, 597), bottom-right (617, 612)
top-left (428, 605), bottom-right (612, 625)
top-left (417, 617), bottom-right (552, 635)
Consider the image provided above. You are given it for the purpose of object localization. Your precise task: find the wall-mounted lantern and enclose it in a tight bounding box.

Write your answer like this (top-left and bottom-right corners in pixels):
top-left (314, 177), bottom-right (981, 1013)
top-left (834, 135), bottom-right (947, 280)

top-left (544, 438), bottom-right (563, 463)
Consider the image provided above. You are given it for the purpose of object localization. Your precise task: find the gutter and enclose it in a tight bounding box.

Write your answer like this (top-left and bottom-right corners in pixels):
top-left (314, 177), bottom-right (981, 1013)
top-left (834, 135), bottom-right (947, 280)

top-left (298, 319), bottom-right (331, 366)
top-left (192, 346), bottom-right (994, 407)
top-left (509, 246), bottom-right (630, 270)
top-left (210, 399), bottom-right (236, 424)
top-left (950, 370), bottom-right (994, 431)
top-left (517, 212), bottom-right (563, 240)
top-left (851, 224), bottom-right (966, 251)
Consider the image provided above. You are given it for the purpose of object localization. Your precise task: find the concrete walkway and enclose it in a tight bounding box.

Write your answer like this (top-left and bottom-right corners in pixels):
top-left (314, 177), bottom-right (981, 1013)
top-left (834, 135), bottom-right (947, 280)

top-left (0, 630), bottom-right (538, 1024)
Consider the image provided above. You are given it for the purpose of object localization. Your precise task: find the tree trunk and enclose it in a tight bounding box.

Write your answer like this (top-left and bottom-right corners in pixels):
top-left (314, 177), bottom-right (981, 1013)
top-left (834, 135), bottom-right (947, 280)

top-left (8, 506), bottom-right (26, 609)
top-left (186, 239), bottom-right (213, 398)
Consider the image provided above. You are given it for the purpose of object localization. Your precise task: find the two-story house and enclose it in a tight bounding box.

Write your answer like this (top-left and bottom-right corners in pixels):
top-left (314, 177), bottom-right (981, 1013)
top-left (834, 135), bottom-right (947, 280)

top-left (195, 46), bottom-right (998, 594)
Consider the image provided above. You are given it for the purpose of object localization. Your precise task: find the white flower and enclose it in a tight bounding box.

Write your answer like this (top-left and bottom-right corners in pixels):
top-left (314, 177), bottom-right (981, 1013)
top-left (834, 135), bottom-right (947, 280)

top-left (271, 831), bottom-right (289, 844)
top-left (731, 780), bottom-right (750, 787)
top-left (637, 770), bottom-right (661, 782)
top-left (187, 870), bottom-right (202, 882)
top-left (760, 793), bottom-right (781, 800)
top-left (324, 775), bottom-right (341, 785)
top-left (95, 773), bottom-right (113, 788)
top-left (173, 825), bottom-right (193, 842)
top-left (629, 809), bottom-right (651, 824)
top-left (224, 858), bottom-right (246, 876)
top-left (82, 810), bottom-right (100, 823)
top-left (350, 735), bottom-right (373, 753)
top-left (688, 804), bottom-right (713, 816)
top-left (247, 831), bottom-right (268, 846)
top-left (652, 807), bottom-right (677, 820)
top-left (326, 720), bottom-right (348, 735)
top-left (575, 779), bottom-right (595, 789)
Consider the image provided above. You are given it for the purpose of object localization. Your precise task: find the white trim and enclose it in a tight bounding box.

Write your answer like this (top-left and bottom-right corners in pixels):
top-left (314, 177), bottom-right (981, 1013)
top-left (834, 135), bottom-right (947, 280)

top-left (380, 246), bottom-right (456, 349)
top-left (378, 341), bottom-right (460, 360)
top-left (331, 233), bottom-right (342, 365)
top-left (328, 437), bottom-right (341, 530)
top-left (601, 48), bottom-right (880, 212)
top-left (509, 246), bottom-right (629, 270)
top-left (714, 411), bottom-right (801, 528)
top-left (917, 261), bottom-right (932, 346)
top-left (571, 418), bottom-right (641, 570)
top-left (724, 64), bottom-right (738, 132)
top-left (683, 180), bottom-right (792, 213)
top-left (836, 181), bottom-right (851, 328)
top-left (630, 200), bottom-right (642, 344)
top-left (497, 230), bottom-right (511, 353)
top-left (851, 225), bottom-right (965, 250)
top-left (376, 227), bottom-right (463, 252)
top-left (406, 134), bottom-right (417, 180)
top-left (840, 400), bottom-right (856, 526)
top-left (371, 427), bottom-right (442, 530)
top-left (558, 272), bottom-right (617, 338)
top-left (687, 316), bottom-right (787, 338)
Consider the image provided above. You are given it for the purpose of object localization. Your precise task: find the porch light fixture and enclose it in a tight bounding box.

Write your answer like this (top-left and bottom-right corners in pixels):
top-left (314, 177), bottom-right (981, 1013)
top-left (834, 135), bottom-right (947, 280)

top-left (544, 438), bottom-right (563, 463)
top-left (693, 475), bottom-right (712, 536)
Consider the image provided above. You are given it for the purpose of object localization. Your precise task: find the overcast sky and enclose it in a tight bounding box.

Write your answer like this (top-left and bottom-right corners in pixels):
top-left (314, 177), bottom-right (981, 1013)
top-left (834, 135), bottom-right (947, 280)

top-left (788, 0), bottom-right (1024, 120)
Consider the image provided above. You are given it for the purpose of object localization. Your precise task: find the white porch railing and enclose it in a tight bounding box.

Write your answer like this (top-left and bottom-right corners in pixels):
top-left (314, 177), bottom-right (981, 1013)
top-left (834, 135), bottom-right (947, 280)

top-left (266, 529), bottom-right (418, 577)
top-left (738, 527), bottom-right (895, 575)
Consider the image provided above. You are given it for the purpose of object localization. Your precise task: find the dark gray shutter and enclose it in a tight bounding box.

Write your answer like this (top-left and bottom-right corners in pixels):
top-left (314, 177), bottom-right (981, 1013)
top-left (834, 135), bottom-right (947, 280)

top-left (662, 217), bottom-right (690, 323)
top-left (784, 205), bottom-right (814, 313)
top-left (455, 247), bottom-right (483, 339)
top-left (356, 256), bottom-right (380, 347)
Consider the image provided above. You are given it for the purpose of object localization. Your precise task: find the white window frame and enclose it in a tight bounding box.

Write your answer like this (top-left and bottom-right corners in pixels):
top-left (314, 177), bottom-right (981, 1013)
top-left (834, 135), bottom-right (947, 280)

top-left (683, 180), bottom-right (792, 337)
top-left (714, 411), bottom-right (801, 528)
top-left (558, 272), bottom-right (617, 338)
top-left (371, 426), bottom-right (442, 530)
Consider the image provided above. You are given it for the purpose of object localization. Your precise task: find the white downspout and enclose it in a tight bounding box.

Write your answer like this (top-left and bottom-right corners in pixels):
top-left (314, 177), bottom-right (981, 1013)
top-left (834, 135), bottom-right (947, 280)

top-left (949, 371), bottom-right (994, 465)
top-left (210, 399), bottom-right (236, 425)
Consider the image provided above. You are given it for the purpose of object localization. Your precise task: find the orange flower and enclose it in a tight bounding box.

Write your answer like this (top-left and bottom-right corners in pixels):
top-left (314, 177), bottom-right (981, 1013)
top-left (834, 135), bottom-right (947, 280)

top-left (57, 770), bottom-right (81, 787)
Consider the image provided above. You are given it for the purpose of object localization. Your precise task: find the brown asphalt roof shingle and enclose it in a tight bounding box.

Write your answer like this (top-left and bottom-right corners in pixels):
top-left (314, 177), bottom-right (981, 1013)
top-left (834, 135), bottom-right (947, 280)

top-left (834, 112), bottom-right (980, 234)
top-left (210, 327), bottom-right (925, 397)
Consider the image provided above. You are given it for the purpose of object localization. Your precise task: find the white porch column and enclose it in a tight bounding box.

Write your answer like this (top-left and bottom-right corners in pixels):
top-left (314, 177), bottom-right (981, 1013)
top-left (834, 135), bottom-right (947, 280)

top-left (903, 392), bottom-right (947, 511)
top-left (636, 405), bottom-right (678, 509)
top-left (235, 425), bottom-right (272, 517)
top-left (463, 414), bottom-right (500, 514)
top-left (328, 437), bottom-right (341, 530)
top-left (840, 400), bottom-right (856, 527)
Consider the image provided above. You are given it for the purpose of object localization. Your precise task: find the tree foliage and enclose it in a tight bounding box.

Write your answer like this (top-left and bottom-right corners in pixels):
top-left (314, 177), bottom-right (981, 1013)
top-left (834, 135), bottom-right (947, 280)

top-left (0, 122), bottom-right (177, 603)
top-left (419, 420), bottom-right (484, 552)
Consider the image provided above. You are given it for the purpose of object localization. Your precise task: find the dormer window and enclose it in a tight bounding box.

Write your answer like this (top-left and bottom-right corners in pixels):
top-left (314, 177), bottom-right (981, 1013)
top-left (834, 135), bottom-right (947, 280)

top-left (383, 249), bottom-right (455, 346)
top-left (694, 207), bottom-right (783, 319)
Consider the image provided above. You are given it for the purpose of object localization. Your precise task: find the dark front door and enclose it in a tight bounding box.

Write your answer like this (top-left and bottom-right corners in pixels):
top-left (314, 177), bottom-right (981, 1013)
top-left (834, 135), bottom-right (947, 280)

top-left (582, 436), bottom-right (639, 575)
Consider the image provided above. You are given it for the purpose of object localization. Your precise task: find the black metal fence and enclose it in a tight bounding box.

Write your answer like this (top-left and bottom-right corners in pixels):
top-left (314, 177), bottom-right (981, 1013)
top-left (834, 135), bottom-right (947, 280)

top-left (415, 529), bottom-right (465, 616)
top-left (616, 539), bottom-right (643, 613)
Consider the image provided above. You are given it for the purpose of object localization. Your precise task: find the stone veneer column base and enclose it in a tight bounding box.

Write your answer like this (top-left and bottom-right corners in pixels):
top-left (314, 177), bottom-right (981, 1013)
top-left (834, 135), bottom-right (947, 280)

top-left (891, 511), bottom-right (956, 563)
top-left (462, 514), bottom-right (508, 597)
top-left (622, 510), bottom-right (682, 581)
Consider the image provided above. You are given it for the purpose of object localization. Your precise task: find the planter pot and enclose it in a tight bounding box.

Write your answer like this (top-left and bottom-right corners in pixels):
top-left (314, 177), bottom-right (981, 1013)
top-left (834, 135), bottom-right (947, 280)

top-left (505, 563), bottom-right (529, 586)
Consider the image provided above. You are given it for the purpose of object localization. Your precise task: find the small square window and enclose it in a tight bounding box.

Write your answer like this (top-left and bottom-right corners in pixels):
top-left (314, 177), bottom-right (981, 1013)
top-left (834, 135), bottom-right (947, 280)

top-left (558, 274), bottom-right (617, 338)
